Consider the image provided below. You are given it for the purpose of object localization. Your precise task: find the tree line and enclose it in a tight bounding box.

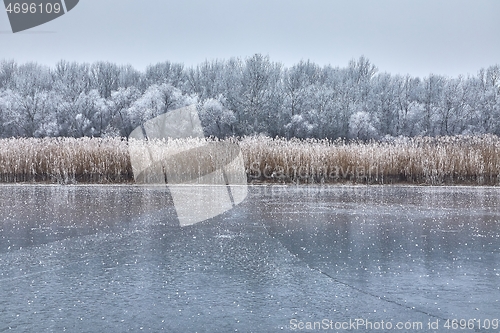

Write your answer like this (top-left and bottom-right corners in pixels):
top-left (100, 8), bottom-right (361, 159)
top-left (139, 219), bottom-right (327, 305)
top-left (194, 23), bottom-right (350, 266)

top-left (0, 55), bottom-right (499, 140)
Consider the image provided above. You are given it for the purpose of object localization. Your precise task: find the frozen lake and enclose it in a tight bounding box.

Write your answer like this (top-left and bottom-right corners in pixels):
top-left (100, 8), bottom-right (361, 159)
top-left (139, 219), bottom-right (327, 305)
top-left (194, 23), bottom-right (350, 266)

top-left (0, 185), bottom-right (499, 332)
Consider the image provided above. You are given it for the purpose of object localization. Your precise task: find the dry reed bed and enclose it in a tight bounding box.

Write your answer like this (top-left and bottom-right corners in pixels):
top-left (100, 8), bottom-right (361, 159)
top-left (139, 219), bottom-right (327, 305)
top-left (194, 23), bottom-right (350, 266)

top-left (240, 135), bottom-right (500, 185)
top-left (0, 135), bottom-right (499, 184)
top-left (0, 137), bottom-right (131, 183)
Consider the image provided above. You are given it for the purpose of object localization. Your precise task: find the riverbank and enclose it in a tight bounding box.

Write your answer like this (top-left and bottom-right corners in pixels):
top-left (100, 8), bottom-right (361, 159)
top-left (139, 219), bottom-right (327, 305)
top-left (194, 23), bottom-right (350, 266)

top-left (0, 135), bottom-right (499, 185)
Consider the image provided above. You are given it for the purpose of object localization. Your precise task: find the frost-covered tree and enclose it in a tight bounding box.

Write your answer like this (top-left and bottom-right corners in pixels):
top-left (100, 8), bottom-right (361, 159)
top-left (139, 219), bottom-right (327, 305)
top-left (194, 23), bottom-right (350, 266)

top-left (0, 60), bottom-right (17, 90)
top-left (237, 54), bottom-right (283, 135)
top-left (107, 86), bottom-right (141, 136)
top-left (393, 75), bottom-right (421, 136)
top-left (1, 56), bottom-right (500, 140)
top-left (185, 60), bottom-right (226, 101)
top-left (285, 113), bottom-right (317, 139)
top-left (198, 97), bottom-right (236, 138)
top-left (89, 62), bottom-right (120, 99)
top-left (469, 65), bottom-right (500, 135)
top-left (369, 73), bottom-right (397, 136)
top-left (0, 89), bottom-right (58, 137)
top-left (118, 64), bottom-right (141, 89)
top-left (0, 63), bottom-right (56, 137)
top-left (69, 90), bottom-right (108, 137)
top-left (435, 76), bottom-right (468, 135)
top-left (142, 62), bottom-right (185, 90)
top-left (420, 74), bottom-right (445, 136)
top-left (127, 84), bottom-right (195, 130)
top-left (302, 84), bottom-right (339, 139)
top-left (283, 60), bottom-right (321, 118)
top-left (14, 62), bottom-right (53, 96)
top-left (0, 89), bottom-right (17, 137)
top-left (349, 111), bottom-right (378, 140)
top-left (52, 60), bottom-right (91, 101)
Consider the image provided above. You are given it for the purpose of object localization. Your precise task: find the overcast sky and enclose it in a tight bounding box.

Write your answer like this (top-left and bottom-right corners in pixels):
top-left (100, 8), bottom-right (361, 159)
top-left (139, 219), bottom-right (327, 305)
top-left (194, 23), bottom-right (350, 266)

top-left (1, 0), bottom-right (499, 78)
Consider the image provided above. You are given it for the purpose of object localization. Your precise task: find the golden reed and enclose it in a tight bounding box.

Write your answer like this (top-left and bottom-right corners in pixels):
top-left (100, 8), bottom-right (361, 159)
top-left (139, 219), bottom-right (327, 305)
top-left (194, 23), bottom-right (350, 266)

top-left (0, 135), bottom-right (499, 185)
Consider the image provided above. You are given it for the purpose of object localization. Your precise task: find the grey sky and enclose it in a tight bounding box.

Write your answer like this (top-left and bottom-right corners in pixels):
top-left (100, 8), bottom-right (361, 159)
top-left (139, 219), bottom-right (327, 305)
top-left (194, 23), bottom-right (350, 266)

top-left (1, 0), bottom-right (499, 78)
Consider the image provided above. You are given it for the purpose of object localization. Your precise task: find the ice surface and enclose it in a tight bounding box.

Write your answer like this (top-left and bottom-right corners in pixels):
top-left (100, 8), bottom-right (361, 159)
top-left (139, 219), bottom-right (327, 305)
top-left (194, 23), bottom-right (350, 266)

top-left (0, 185), bottom-right (498, 332)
